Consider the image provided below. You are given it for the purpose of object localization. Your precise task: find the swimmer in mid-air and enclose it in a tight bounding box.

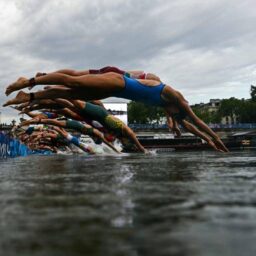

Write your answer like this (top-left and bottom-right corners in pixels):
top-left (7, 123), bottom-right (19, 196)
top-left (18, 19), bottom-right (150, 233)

top-left (21, 117), bottom-right (120, 153)
top-left (15, 97), bottom-right (147, 153)
top-left (54, 99), bottom-right (148, 153)
top-left (4, 67), bottom-right (228, 152)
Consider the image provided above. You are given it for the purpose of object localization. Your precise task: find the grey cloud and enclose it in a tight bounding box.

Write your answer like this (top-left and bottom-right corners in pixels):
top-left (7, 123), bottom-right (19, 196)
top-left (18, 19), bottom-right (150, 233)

top-left (1, 0), bottom-right (256, 122)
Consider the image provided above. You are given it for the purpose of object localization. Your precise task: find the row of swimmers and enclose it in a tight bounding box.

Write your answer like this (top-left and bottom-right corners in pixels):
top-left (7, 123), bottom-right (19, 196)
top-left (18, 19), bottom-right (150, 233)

top-left (12, 98), bottom-right (148, 154)
top-left (4, 66), bottom-right (229, 153)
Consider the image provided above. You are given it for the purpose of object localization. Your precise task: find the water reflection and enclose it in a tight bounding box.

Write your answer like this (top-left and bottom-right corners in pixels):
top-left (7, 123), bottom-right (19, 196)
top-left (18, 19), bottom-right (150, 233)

top-left (0, 150), bottom-right (256, 256)
top-left (111, 164), bottom-right (135, 228)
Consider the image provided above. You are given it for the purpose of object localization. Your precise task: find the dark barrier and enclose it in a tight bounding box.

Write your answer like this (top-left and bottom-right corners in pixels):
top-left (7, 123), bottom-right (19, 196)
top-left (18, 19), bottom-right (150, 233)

top-left (0, 131), bottom-right (32, 158)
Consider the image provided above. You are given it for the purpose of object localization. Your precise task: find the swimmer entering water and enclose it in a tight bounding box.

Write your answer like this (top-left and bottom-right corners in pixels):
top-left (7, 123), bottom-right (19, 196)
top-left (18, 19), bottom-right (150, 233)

top-left (4, 66), bottom-right (228, 152)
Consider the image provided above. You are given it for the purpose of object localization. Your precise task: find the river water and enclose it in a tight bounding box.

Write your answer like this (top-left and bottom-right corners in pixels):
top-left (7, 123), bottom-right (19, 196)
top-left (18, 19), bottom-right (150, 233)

top-left (0, 150), bottom-right (256, 256)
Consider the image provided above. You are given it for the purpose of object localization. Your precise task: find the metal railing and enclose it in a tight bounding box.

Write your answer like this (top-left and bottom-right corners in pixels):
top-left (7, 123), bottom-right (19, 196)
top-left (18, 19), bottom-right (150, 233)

top-left (208, 123), bottom-right (256, 129)
top-left (128, 123), bottom-right (256, 130)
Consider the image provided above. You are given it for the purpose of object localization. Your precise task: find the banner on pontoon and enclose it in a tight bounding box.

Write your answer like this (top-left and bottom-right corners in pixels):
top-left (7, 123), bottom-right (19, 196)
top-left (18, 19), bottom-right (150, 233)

top-left (0, 132), bottom-right (30, 158)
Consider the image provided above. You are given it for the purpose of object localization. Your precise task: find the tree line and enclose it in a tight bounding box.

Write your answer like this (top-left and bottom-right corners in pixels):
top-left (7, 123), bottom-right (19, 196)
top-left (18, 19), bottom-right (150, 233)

top-left (128, 85), bottom-right (256, 124)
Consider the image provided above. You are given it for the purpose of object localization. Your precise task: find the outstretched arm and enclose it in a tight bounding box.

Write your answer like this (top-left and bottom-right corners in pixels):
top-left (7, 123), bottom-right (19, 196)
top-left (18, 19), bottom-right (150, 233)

top-left (179, 100), bottom-right (229, 152)
top-left (165, 111), bottom-right (181, 137)
top-left (180, 119), bottom-right (224, 152)
top-left (123, 126), bottom-right (148, 153)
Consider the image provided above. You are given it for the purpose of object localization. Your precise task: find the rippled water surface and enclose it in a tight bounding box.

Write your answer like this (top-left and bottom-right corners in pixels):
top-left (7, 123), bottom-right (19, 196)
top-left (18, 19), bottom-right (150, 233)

top-left (1, 150), bottom-right (256, 256)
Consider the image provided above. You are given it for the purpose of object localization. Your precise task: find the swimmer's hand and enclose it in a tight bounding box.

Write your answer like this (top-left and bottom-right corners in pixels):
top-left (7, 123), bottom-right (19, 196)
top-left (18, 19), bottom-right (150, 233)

top-left (213, 138), bottom-right (229, 153)
top-left (207, 140), bottom-right (224, 152)
top-left (172, 127), bottom-right (182, 137)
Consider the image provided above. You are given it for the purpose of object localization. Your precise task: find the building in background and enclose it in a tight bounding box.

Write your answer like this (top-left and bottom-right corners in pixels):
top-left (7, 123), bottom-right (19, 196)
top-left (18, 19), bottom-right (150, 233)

top-left (192, 99), bottom-right (238, 125)
top-left (193, 99), bottom-right (221, 113)
top-left (102, 98), bottom-right (128, 125)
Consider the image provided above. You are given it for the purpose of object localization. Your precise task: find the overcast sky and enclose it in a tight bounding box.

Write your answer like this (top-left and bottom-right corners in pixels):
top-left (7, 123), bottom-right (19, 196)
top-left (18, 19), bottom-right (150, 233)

top-left (0, 0), bottom-right (255, 123)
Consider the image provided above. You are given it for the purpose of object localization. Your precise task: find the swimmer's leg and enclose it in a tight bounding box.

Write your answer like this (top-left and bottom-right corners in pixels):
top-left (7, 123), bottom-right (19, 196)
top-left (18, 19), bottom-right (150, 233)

top-left (3, 88), bottom-right (80, 107)
top-left (3, 91), bottom-right (30, 106)
top-left (6, 72), bottom-right (124, 96)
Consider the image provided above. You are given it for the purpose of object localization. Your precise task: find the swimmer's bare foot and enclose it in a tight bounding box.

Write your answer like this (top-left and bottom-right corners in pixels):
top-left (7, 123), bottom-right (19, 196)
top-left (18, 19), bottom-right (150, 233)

top-left (3, 91), bottom-right (30, 107)
top-left (5, 77), bottom-right (30, 96)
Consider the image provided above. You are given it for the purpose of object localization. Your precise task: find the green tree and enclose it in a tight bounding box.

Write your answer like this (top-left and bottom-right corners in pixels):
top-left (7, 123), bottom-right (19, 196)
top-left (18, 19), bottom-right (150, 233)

top-left (239, 100), bottom-right (256, 123)
top-left (250, 85), bottom-right (256, 102)
top-left (127, 102), bottom-right (165, 124)
top-left (217, 97), bottom-right (256, 123)
top-left (217, 97), bottom-right (241, 120)
top-left (192, 107), bottom-right (221, 123)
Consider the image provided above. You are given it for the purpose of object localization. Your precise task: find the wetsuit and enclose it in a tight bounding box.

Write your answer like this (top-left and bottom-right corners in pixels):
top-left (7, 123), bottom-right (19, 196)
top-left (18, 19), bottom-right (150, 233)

top-left (113, 76), bottom-right (166, 106)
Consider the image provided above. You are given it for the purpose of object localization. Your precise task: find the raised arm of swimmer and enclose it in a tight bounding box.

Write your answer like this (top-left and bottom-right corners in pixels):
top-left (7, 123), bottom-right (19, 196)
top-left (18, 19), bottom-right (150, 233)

top-left (166, 112), bottom-right (181, 137)
top-left (178, 100), bottom-right (229, 152)
top-left (180, 120), bottom-right (222, 152)
top-left (123, 126), bottom-right (148, 153)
